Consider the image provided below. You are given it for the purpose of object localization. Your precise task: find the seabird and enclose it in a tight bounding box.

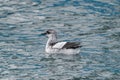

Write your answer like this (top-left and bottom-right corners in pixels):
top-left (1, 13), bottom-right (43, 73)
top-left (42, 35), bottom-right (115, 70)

top-left (42, 29), bottom-right (81, 54)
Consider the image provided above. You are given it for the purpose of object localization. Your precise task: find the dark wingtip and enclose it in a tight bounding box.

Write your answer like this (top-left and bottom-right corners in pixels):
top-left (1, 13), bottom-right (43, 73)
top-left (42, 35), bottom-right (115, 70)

top-left (79, 45), bottom-right (82, 48)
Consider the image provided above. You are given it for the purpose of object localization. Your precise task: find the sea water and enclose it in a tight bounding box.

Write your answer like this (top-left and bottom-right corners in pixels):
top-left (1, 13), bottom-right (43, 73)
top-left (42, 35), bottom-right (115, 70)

top-left (0, 0), bottom-right (120, 80)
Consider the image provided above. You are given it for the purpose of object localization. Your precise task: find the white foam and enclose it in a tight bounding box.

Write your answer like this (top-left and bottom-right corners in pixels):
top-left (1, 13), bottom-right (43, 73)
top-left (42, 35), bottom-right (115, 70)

top-left (53, 23), bottom-right (64, 27)
top-left (95, 0), bottom-right (116, 5)
top-left (0, 7), bottom-right (14, 11)
top-left (98, 71), bottom-right (113, 78)
top-left (1, 70), bottom-right (10, 74)
top-left (0, 76), bottom-right (16, 80)
top-left (35, 16), bottom-right (46, 20)
top-left (9, 64), bottom-right (18, 69)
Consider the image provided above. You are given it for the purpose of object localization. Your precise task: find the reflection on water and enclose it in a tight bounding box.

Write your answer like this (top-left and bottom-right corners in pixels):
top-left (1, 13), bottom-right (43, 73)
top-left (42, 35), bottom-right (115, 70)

top-left (0, 0), bottom-right (120, 80)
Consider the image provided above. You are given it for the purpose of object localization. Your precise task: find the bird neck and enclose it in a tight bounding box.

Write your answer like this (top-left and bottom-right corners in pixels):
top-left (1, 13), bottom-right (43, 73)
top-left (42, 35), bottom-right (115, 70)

top-left (46, 35), bottom-right (57, 49)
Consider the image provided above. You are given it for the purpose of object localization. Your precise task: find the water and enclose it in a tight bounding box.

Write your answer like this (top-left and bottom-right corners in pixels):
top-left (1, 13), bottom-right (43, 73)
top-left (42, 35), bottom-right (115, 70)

top-left (0, 0), bottom-right (120, 80)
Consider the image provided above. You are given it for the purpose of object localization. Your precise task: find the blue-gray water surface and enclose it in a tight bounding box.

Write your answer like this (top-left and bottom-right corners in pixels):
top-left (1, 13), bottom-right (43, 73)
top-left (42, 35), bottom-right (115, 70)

top-left (0, 0), bottom-right (120, 80)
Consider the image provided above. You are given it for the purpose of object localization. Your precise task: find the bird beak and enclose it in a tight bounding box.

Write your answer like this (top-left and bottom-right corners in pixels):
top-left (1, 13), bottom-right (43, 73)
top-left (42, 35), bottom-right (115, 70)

top-left (41, 32), bottom-right (47, 35)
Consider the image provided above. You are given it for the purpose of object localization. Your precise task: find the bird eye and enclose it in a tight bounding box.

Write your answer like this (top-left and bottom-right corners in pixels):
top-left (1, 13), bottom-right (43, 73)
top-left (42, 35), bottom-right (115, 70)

top-left (46, 31), bottom-right (50, 34)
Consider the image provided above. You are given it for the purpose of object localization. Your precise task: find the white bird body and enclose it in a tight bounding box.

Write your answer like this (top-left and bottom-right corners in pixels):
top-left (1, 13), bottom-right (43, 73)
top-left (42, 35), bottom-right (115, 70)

top-left (42, 29), bottom-right (81, 54)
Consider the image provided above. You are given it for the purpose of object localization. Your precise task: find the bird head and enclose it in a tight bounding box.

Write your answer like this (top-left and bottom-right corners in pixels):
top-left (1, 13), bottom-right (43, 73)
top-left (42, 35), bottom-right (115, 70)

top-left (41, 29), bottom-right (57, 38)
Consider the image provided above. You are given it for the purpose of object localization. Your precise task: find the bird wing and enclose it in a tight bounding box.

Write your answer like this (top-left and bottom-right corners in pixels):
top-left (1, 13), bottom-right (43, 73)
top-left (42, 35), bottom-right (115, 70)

top-left (62, 42), bottom-right (81, 49)
top-left (52, 42), bottom-right (67, 49)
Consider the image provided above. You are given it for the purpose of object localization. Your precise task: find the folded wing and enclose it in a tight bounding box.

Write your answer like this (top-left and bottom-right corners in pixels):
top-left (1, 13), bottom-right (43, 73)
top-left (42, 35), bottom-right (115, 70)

top-left (52, 42), bottom-right (81, 49)
top-left (62, 42), bottom-right (81, 49)
top-left (52, 42), bottom-right (67, 49)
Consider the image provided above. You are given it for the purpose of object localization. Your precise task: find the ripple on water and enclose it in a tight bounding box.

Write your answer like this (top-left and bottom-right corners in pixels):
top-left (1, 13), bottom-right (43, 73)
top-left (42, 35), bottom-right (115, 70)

top-left (0, 0), bottom-right (120, 80)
